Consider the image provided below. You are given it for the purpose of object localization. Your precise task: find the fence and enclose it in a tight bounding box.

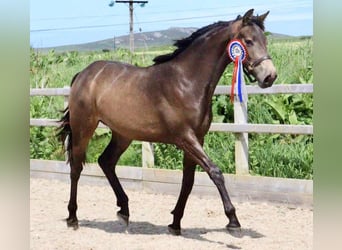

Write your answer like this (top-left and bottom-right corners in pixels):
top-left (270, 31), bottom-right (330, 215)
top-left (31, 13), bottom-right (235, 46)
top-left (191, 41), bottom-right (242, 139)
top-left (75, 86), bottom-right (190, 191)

top-left (30, 84), bottom-right (313, 206)
top-left (30, 84), bottom-right (313, 173)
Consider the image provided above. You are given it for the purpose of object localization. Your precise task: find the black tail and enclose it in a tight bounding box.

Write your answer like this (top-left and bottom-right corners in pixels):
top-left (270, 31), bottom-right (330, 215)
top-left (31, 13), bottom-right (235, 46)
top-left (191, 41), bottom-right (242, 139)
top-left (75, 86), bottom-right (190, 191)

top-left (57, 72), bottom-right (79, 164)
top-left (57, 107), bottom-right (72, 163)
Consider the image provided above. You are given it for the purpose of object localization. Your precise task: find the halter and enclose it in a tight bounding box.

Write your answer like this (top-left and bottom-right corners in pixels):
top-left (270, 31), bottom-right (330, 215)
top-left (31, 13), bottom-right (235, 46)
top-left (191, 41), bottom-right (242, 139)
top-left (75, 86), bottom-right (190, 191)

top-left (243, 55), bottom-right (272, 82)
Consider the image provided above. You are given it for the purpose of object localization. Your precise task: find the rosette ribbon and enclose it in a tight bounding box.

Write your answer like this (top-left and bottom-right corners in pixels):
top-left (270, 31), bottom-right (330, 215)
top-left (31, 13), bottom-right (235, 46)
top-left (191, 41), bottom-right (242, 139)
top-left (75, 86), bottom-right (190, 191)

top-left (227, 39), bottom-right (248, 103)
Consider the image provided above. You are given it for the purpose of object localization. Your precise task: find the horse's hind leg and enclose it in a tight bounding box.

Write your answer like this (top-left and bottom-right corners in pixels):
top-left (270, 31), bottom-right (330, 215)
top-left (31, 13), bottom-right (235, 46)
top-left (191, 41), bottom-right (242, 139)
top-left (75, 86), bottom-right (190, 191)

top-left (66, 120), bottom-right (98, 229)
top-left (98, 132), bottom-right (132, 225)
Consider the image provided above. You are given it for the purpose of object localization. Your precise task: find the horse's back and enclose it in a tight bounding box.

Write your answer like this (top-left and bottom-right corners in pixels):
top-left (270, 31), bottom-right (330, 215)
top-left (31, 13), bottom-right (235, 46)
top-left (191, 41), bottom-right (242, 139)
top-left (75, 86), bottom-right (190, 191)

top-left (68, 60), bottom-right (167, 140)
top-left (69, 60), bottom-right (141, 106)
top-left (71, 60), bottom-right (134, 91)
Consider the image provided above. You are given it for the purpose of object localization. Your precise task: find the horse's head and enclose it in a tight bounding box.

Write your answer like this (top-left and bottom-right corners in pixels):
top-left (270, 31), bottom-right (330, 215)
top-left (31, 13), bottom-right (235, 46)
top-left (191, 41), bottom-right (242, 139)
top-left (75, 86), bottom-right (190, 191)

top-left (233, 9), bottom-right (277, 88)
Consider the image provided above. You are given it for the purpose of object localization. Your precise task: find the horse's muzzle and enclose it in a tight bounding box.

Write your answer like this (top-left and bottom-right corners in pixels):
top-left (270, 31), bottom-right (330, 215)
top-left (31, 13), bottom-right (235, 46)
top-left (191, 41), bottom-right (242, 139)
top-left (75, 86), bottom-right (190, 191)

top-left (260, 72), bottom-right (277, 88)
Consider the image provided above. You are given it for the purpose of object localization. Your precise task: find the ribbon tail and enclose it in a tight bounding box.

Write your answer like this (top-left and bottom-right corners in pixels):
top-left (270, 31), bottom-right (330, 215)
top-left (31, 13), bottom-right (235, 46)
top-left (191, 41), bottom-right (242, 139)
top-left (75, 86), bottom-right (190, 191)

top-left (230, 56), bottom-right (239, 103)
top-left (237, 58), bottom-right (243, 102)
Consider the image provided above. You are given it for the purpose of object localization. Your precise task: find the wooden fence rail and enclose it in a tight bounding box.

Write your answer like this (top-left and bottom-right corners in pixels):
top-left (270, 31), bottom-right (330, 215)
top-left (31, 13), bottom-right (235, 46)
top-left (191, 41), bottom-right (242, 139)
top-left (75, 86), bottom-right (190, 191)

top-left (30, 84), bottom-right (313, 174)
top-left (30, 84), bottom-right (313, 96)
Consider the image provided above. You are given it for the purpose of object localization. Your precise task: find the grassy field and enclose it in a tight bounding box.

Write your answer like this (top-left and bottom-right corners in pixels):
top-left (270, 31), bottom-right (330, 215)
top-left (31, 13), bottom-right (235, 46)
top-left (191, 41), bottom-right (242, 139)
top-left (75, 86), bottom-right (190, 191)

top-left (30, 37), bottom-right (313, 179)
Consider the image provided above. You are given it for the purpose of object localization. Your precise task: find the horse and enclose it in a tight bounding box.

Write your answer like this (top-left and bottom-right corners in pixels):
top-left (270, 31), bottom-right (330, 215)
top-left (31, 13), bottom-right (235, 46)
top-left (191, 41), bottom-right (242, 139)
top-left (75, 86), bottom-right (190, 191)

top-left (58, 9), bottom-right (277, 235)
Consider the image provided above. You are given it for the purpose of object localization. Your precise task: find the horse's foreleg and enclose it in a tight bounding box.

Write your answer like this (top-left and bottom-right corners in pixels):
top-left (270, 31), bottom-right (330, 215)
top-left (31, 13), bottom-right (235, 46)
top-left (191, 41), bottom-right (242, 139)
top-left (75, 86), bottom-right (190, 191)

top-left (98, 132), bottom-right (132, 225)
top-left (180, 133), bottom-right (241, 232)
top-left (168, 154), bottom-right (197, 235)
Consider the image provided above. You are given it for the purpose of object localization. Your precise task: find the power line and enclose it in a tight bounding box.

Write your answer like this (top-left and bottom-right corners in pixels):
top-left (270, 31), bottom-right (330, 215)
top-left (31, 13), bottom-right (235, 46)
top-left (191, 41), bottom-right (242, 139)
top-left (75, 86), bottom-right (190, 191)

top-left (139, 13), bottom-right (230, 24)
top-left (31, 14), bottom-right (127, 21)
top-left (31, 6), bottom-right (233, 22)
top-left (30, 13), bottom-right (230, 33)
top-left (31, 23), bottom-right (129, 32)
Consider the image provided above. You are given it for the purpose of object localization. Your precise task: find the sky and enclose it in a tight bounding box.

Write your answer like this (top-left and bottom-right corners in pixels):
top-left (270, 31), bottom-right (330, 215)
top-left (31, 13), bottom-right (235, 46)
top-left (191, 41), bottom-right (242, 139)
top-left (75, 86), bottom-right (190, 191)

top-left (30, 0), bottom-right (313, 48)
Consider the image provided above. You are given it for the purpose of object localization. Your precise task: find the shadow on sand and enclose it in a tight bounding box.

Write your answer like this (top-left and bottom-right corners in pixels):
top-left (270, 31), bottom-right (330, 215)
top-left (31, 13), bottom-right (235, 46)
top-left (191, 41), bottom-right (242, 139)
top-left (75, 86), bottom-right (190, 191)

top-left (78, 219), bottom-right (264, 249)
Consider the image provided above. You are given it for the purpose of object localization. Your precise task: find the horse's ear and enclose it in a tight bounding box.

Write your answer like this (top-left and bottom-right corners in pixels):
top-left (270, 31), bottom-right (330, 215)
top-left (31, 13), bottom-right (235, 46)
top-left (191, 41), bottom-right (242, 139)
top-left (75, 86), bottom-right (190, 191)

top-left (258, 11), bottom-right (270, 23)
top-left (242, 9), bottom-right (254, 25)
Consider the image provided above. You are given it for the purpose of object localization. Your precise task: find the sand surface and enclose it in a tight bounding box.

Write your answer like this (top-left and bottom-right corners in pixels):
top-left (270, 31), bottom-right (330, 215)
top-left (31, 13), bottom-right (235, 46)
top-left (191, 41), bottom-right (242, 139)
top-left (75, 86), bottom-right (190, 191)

top-left (30, 177), bottom-right (312, 249)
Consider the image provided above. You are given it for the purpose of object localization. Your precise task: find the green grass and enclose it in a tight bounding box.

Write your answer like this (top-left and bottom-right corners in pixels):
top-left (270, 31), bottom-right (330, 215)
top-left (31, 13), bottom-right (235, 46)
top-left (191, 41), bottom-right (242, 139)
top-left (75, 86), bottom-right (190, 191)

top-left (30, 37), bottom-right (313, 179)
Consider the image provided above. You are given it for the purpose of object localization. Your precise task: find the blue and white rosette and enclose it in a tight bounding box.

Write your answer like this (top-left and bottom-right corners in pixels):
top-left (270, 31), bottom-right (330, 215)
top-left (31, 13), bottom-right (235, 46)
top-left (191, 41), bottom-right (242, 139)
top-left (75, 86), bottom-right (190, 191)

top-left (227, 39), bottom-right (248, 103)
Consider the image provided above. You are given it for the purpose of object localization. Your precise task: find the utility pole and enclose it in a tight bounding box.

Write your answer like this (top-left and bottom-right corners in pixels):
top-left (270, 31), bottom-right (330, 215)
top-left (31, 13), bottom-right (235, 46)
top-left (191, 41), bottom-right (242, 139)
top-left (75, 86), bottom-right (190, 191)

top-left (111, 0), bottom-right (148, 53)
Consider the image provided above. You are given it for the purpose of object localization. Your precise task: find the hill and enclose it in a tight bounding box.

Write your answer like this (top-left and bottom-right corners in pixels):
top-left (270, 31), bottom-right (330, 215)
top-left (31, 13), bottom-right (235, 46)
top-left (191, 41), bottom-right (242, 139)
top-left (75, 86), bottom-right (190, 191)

top-left (40, 27), bottom-right (197, 52)
top-left (38, 27), bottom-right (297, 53)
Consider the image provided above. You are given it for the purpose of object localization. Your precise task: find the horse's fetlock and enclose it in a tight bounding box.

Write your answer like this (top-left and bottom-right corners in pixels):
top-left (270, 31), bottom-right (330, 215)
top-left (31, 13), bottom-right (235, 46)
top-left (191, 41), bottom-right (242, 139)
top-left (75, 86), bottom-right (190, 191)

top-left (227, 206), bottom-right (236, 215)
top-left (68, 203), bottom-right (77, 212)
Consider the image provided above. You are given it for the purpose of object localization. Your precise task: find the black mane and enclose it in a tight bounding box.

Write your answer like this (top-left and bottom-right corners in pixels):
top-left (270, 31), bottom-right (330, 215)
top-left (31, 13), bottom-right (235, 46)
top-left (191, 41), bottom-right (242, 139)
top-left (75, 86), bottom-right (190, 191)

top-left (153, 21), bottom-right (229, 65)
top-left (152, 14), bottom-right (266, 65)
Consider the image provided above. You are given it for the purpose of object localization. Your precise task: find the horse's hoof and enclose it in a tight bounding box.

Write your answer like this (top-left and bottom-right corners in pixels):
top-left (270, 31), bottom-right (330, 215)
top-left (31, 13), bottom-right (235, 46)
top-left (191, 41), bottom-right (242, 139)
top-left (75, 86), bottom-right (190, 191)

top-left (117, 211), bottom-right (129, 226)
top-left (168, 224), bottom-right (181, 236)
top-left (226, 223), bottom-right (241, 231)
top-left (226, 223), bottom-right (242, 237)
top-left (66, 218), bottom-right (79, 230)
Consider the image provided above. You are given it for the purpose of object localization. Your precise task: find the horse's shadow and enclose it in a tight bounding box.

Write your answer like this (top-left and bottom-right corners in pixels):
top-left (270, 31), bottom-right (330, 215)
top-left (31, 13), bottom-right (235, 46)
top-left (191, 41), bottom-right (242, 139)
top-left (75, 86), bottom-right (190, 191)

top-left (79, 219), bottom-right (264, 248)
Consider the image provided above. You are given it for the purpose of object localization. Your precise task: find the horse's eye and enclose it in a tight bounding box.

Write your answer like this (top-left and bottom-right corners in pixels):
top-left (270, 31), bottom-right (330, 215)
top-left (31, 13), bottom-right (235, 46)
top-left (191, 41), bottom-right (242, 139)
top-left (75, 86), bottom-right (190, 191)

top-left (245, 39), bottom-right (253, 46)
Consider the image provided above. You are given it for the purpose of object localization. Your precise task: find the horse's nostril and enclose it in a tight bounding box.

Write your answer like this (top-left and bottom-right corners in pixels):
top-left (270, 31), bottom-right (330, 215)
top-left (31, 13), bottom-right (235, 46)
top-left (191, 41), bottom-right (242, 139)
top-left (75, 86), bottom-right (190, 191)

top-left (264, 73), bottom-right (277, 85)
top-left (264, 75), bottom-right (272, 84)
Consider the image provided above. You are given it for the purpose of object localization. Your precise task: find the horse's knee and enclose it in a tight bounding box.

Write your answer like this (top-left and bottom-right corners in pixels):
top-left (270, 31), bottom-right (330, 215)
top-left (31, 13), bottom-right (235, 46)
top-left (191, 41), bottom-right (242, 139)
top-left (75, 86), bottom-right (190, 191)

top-left (209, 167), bottom-right (223, 178)
top-left (209, 167), bottom-right (224, 184)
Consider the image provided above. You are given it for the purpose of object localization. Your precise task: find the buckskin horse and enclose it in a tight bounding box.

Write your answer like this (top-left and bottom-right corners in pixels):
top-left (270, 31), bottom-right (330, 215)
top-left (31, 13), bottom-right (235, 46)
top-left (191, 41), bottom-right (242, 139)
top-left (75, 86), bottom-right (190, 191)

top-left (58, 9), bottom-right (277, 235)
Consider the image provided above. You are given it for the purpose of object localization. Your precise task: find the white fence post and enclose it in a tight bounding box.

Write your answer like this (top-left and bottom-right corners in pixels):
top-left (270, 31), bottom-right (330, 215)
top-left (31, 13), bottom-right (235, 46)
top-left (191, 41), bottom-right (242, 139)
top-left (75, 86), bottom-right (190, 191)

top-left (142, 142), bottom-right (154, 168)
top-left (234, 87), bottom-right (249, 175)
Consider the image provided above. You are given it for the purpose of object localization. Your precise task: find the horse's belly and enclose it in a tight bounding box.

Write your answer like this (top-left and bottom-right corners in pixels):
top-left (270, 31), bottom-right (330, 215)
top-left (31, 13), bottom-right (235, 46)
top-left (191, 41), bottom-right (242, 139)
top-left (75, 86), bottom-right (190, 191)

top-left (97, 98), bottom-right (166, 141)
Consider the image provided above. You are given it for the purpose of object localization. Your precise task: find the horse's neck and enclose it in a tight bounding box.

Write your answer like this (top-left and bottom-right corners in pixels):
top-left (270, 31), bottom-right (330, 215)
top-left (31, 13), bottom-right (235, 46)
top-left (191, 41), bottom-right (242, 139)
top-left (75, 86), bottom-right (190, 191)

top-left (174, 37), bottom-right (230, 99)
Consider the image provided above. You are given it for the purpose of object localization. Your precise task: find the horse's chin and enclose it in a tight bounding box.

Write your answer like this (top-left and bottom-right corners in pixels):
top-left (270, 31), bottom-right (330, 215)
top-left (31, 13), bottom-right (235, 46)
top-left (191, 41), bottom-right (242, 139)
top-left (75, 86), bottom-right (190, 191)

top-left (258, 81), bottom-right (273, 89)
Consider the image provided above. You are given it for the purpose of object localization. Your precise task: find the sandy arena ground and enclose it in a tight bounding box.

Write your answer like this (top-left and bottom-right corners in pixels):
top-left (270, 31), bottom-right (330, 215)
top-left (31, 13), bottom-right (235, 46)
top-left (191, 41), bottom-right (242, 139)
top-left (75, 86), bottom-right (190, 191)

top-left (30, 177), bottom-right (312, 250)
